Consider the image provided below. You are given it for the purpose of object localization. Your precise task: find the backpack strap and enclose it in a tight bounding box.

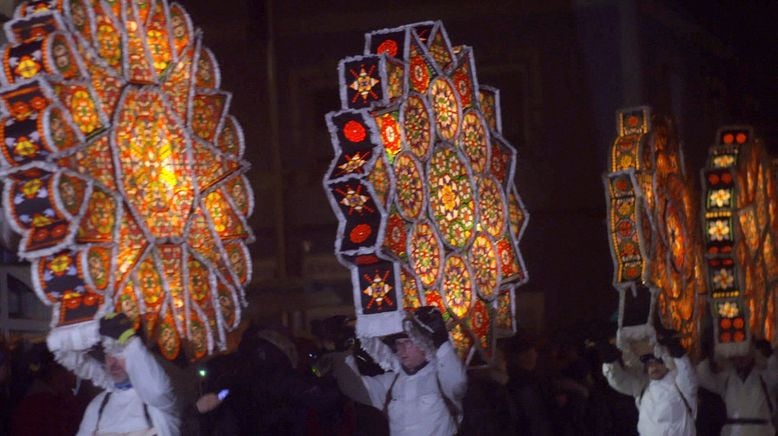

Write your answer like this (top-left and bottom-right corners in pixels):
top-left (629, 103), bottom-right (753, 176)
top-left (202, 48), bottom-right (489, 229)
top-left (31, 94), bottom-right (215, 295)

top-left (436, 374), bottom-right (462, 431)
top-left (95, 391), bottom-right (154, 432)
top-left (95, 392), bottom-right (112, 432)
top-left (638, 383), bottom-right (647, 405)
top-left (638, 381), bottom-right (692, 418)
top-left (673, 381), bottom-right (693, 417)
top-left (143, 403), bottom-right (153, 428)
top-left (758, 375), bottom-right (774, 415)
top-left (382, 373), bottom-right (400, 416)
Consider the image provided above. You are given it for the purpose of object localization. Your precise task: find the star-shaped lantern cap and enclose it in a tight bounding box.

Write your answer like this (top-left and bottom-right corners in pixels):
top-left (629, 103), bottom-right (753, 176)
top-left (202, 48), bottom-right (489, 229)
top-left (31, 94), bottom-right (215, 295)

top-left (324, 21), bottom-right (529, 366)
top-left (0, 0), bottom-right (254, 361)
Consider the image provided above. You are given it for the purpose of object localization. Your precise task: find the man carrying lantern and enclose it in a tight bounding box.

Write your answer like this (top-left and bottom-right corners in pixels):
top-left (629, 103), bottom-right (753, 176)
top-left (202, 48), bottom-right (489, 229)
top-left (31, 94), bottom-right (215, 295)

top-left (330, 306), bottom-right (467, 436)
top-left (47, 313), bottom-right (180, 436)
top-left (696, 339), bottom-right (778, 436)
top-left (599, 328), bottom-right (698, 436)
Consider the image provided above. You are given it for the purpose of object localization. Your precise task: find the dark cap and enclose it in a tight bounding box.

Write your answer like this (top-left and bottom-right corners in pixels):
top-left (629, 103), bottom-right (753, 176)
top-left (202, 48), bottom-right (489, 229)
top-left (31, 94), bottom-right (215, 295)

top-left (382, 332), bottom-right (408, 351)
top-left (639, 353), bottom-right (664, 365)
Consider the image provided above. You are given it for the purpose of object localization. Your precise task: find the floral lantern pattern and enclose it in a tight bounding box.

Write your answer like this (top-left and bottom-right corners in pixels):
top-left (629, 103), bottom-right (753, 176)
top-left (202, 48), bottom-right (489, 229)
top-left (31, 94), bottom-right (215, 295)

top-left (324, 21), bottom-right (529, 365)
top-left (604, 107), bottom-right (705, 349)
top-left (0, 0), bottom-right (253, 361)
top-left (701, 127), bottom-right (778, 356)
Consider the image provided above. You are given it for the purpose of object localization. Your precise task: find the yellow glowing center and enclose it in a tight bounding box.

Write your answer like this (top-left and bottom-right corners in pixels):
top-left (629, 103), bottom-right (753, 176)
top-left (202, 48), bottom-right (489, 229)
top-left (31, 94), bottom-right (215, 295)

top-left (441, 184), bottom-right (457, 211)
top-left (14, 137), bottom-right (37, 157)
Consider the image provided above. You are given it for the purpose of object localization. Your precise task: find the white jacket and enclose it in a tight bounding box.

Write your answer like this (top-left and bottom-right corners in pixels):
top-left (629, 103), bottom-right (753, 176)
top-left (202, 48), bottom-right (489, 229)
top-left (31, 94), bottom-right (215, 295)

top-left (603, 355), bottom-right (697, 436)
top-left (697, 356), bottom-right (778, 436)
top-left (354, 341), bottom-right (467, 436)
top-left (47, 322), bottom-right (180, 436)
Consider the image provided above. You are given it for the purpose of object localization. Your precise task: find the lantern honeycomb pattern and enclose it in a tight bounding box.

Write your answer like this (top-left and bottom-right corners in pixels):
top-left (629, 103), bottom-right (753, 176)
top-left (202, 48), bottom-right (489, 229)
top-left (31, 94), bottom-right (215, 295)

top-left (701, 127), bottom-right (778, 355)
top-left (0, 0), bottom-right (254, 361)
top-left (324, 21), bottom-right (529, 365)
top-left (604, 107), bottom-right (705, 349)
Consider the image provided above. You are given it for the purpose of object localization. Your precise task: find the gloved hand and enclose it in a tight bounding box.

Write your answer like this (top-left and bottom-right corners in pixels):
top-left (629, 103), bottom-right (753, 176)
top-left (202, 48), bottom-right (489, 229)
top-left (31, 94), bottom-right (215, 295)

top-left (413, 306), bottom-right (449, 348)
top-left (353, 340), bottom-right (384, 376)
top-left (595, 340), bottom-right (621, 364)
top-left (99, 312), bottom-right (136, 344)
top-left (755, 339), bottom-right (773, 358)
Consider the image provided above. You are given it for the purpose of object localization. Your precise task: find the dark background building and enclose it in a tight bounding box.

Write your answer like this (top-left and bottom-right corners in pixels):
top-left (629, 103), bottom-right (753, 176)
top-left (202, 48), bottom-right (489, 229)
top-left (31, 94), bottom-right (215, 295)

top-left (172, 0), bottom-right (778, 334)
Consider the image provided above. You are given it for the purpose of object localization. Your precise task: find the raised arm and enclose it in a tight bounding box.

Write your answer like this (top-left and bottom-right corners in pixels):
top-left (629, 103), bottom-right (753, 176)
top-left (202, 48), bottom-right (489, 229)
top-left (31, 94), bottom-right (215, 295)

top-left (435, 341), bottom-right (467, 404)
top-left (46, 321), bottom-right (113, 390)
top-left (672, 354), bottom-right (698, 413)
top-left (344, 353), bottom-right (396, 409)
top-left (603, 359), bottom-right (646, 397)
top-left (695, 358), bottom-right (728, 395)
top-left (121, 337), bottom-right (177, 413)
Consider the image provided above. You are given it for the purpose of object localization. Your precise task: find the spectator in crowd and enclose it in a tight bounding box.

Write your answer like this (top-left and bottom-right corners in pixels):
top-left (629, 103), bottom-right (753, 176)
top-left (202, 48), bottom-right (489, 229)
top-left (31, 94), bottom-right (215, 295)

top-left (504, 332), bottom-right (553, 436)
top-left (194, 324), bottom-right (343, 435)
top-left (460, 347), bottom-right (517, 436)
top-left (0, 342), bottom-right (12, 435)
top-left (11, 343), bottom-right (88, 435)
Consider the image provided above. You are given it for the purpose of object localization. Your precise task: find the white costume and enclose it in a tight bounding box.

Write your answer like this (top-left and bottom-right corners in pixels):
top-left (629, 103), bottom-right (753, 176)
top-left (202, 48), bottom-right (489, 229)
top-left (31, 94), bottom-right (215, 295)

top-left (697, 355), bottom-right (778, 436)
top-left (47, 322), bottom-right (180, 436)
top-left (350, 341), bottom-right (467, 436)
top-left (603, 355), bottom-right (698, 436)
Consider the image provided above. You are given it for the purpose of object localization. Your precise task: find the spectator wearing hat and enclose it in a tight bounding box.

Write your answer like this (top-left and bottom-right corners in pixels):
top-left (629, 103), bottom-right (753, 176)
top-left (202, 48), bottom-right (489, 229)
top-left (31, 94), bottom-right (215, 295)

top-left (599, 331), bottom-right (697, 436)
top-left (696, 339), bottom-right (778, 436)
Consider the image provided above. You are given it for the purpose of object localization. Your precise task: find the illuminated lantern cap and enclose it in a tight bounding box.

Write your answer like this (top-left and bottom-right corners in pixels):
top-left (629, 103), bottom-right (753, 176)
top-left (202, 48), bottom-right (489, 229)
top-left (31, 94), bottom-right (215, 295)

top-left (701, 126), bottom-right (778, 357)
top-left (604, 107), bottom-right (705, 352)
top-left (324, 21), bottom-right (529, 367)
top-left (0, 0), bottom-right (254, 361)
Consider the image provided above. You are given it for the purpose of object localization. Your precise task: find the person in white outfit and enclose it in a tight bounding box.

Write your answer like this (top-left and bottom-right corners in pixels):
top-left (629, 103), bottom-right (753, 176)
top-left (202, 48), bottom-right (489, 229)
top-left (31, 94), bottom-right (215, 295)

top-left (343, 306), bottom-right (467, 436)
top-left (47, 313), bottom-right (179, 436)
top-left (697, 339), bottom-right (777, 436)
top-left (600, 332), bottom-right (698, 436)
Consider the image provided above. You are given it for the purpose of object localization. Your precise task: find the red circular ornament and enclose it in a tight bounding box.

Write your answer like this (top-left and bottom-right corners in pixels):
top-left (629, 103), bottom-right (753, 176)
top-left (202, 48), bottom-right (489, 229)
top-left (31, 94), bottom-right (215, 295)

top-left (720, 332), bottom-right (731, 342)
top-left (720, 318), bottom-right (731, 329)
top-left (733, 317), bottom-right (744, 329)
top-left (735, 132), bottom-right (747, 144)
top-left (376, 39), bottom-right (399, 57)
top-left (350, 223), bottom-right (372, 243)
top-left (84, 293), bottom-right (97, 306)
top-left (722, 133), bottom-right (734, 144)
top-left (343, 120), bottom-right (367, 143)
top-left (615, 177), bottom-right (630, 192)
top-left (409, 56), bottom-right (430, 93)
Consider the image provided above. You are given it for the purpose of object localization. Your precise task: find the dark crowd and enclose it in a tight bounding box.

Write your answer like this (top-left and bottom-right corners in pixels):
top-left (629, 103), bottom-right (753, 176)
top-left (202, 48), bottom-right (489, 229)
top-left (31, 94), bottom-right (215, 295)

top-left (2, 313), bottom-right (770, 436)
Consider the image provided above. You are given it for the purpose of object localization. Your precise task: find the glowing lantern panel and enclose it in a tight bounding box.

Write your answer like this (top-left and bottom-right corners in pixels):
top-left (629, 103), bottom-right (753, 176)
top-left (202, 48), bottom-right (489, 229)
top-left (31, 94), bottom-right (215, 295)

top-left (0, 0), bottom-right (254, 361)
top-left (324, 21), bottom-right (529, 365)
